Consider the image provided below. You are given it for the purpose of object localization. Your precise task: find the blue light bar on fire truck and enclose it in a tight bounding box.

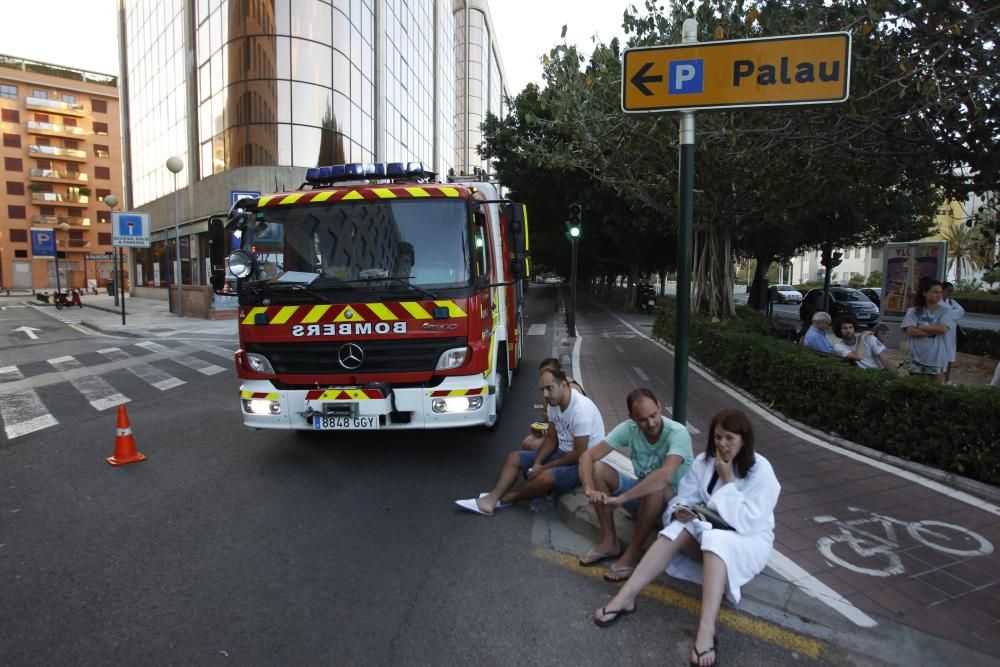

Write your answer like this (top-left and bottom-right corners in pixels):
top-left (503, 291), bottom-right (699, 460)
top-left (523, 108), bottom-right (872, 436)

top-left (304, 161), bottom-right (430, 186)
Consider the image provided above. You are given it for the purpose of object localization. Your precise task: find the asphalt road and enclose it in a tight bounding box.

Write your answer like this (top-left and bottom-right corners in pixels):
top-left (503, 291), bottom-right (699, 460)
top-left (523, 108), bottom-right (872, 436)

top-left (0, 288), bottom-right (833, 665)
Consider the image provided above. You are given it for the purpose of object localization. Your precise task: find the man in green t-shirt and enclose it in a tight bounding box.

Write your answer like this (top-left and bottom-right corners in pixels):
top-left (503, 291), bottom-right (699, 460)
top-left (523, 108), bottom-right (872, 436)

top-left (577, 388), bottom-right (693, 581)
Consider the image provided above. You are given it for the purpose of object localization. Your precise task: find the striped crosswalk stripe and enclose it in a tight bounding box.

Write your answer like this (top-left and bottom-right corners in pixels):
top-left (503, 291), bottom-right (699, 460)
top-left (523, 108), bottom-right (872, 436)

top-left (0, 366), bottom-right (25, 382)
top-left (0, 390), bottom-right (57, 439)
top-left (201, 344), bottom-right (237, 361)
top-left (48, 355), bottom-right (130, 411)
top-left (98, 347), bottom-right (185, 391)
top-left (138, 341), bottom-right (224, 374)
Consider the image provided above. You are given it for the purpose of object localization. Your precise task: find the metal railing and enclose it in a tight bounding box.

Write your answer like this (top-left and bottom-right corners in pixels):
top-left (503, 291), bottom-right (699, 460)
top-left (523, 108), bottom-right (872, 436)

top-left (28, 144), bottom-right (87, 159)
top-left (30, 168), bottom-right (88, 182)
top-left (25, 120), bottom-right (86, 136)
top-left (31, 214), bottom-right (91, 226)
top-left (25, 96), bottom-right (86, 115)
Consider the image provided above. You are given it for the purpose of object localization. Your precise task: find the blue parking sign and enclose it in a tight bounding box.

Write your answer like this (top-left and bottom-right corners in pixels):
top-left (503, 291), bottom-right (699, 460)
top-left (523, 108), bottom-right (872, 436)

top-left (669, 59), bottom-right (704, 94)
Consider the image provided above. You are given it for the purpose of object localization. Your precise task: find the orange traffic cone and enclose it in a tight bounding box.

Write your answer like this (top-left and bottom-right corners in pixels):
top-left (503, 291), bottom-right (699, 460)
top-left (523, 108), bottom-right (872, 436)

top-left (106, 404), bottom-right (146, 466)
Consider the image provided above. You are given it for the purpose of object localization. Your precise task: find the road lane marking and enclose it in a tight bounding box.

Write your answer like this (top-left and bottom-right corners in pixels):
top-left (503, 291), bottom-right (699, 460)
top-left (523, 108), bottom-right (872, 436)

top-left (98, 347), bottom-right (186, 391)
top-left (201, 344), bottom-right (237, 360)
top-left (767, 550), bottom-right (878, 627)
top-left (0, 390), bottom-right (57, 439)
top-left (632, 366), bottom-right (650, 382)
top-left (593, 300), bottom-right (1000, 518)
top-left (615, 345), bottom-right (625, 353)
top-left (0, 366), bottom-right (24, 382)
top-left (47, 355), bottom-right (129, 411)
top-left (532, 546), bottom-right (826, 660)
top-left (168, 354), bottom-right (226, 376)
top-left (528, 323), bottom-right (547, 335)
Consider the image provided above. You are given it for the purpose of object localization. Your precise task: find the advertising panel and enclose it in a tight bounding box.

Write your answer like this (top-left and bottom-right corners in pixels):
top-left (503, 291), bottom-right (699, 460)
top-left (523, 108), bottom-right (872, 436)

top-left (881, 241), bottom-right (948, 320)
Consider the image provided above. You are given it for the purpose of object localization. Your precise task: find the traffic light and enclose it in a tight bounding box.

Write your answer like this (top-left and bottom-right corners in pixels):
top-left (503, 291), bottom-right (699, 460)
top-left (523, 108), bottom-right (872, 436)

top-left (831, 251), bottom-right (844, 267)
top-left (566, 203), bottom-right (582, 239)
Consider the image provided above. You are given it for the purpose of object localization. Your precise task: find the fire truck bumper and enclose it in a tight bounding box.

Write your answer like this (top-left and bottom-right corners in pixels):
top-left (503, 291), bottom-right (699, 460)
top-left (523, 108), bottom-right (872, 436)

top-left (239, 377), bottom-right (494, 430)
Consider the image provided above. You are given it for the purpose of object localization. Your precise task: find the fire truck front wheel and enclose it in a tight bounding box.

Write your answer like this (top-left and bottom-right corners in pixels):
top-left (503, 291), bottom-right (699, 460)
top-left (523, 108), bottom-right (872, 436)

top-left (485, 351), bottom-right (508, 431)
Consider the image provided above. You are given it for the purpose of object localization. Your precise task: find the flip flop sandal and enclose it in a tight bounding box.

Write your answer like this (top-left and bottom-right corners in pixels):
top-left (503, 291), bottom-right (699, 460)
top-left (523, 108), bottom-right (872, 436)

top-left (603, 563), bottom-right (636, 582)
top-left (578, 549), bottom-right (623, 567)
top-left (593, 603), bottom-right (637, 628)
top-left (689, 639), bottom-right (718, 666)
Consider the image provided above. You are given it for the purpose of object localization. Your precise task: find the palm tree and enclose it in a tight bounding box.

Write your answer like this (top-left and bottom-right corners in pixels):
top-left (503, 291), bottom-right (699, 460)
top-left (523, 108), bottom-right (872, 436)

top-left (938, 220), bottom-right (982, 284)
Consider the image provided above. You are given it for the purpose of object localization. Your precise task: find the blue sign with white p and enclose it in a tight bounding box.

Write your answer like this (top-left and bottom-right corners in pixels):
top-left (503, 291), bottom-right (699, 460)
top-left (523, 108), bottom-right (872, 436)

top-left (669, 59), bottom-right (704, 94)
top-left (31, 229), bottom-right (56, 257)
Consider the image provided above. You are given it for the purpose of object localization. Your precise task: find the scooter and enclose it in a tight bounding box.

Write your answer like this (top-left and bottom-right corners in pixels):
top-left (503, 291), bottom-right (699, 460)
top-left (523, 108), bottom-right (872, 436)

top-left (637, 285), bottom-right (657, 314)
top-left (53, 289), bottom-right (83, 310)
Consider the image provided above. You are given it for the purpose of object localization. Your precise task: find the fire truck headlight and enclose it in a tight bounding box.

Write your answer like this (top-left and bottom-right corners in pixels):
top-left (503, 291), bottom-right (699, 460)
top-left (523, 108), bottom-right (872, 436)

top-left (436, 347), bottom-right (468, 370)
top-left (227, 249), bottom-right (255, 279)
top-left (243, 399), bottom-right (281, 415)
top-left (431, 396), bottom-right (484, 413)
top-left (245, 353), bottom-right (275, 374)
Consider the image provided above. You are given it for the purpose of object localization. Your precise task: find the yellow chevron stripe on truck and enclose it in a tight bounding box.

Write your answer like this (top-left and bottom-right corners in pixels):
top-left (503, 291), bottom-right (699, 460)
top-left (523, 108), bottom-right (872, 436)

top-left (240, 301), bottom-right (467, 325)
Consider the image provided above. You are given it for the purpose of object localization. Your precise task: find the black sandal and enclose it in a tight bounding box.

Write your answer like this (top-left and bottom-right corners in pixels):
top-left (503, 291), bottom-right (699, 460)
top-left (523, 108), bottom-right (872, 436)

top-left (593, 603), bottom-right (637, 628)
top-left (689, 640), bottom-right (717, 666)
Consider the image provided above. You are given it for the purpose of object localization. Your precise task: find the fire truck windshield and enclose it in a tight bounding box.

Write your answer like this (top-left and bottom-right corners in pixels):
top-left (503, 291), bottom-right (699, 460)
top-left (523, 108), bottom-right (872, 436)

top-left (247, 199), bottom-right (472, 291)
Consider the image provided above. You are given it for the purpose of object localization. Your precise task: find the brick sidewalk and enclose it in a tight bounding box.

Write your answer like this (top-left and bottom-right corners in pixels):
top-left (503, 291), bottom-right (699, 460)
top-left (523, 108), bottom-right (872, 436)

top-left (569, 289), bottom-right (1000, 662)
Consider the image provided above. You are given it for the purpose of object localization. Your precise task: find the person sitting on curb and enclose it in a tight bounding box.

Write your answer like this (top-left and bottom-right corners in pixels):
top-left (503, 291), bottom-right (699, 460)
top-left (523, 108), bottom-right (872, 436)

top-left (801, 311), bottom-right (834, 353)
top-left (831, 315), bottom-right (896, 371)
top-left (577, 388), bottom-right (693, 582)
top-left (455, 368), bottom-right (605, 516)
top-left (591, 408), bottom-right (781, 667)
top-left (521, 357), bottom-right (586, 452)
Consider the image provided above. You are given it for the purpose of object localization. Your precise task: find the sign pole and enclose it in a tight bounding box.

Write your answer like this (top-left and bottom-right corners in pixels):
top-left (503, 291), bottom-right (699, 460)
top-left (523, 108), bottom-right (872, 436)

top-left (119, 247), bottom-right (126, 325)
top-left (672, 18), bottom-right (698, 426)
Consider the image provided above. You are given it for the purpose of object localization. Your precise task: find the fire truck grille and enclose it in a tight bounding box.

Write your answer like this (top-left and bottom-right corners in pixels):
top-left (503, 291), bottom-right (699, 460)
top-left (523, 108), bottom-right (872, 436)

top-left (246, 338), bottom-right (467, 375)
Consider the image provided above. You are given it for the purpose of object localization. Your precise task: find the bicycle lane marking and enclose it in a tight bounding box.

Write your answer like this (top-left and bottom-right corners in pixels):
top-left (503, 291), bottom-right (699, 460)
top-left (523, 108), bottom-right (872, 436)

top-left (812, 508), bottom-right (993, 578)
top-left (583, 300), bottom-right (879, 628)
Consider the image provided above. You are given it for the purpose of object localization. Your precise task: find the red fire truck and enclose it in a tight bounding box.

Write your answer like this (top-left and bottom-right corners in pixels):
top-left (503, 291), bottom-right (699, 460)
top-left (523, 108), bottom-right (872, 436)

top-left (212, 161), bottom-right (530, 431)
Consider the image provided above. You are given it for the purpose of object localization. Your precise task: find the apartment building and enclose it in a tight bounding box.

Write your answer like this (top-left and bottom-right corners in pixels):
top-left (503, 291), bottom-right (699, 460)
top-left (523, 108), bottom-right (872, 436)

top-left (0, 56), bottom-right (122, 291)
top-left (120, 0), bottom-right (509, 316)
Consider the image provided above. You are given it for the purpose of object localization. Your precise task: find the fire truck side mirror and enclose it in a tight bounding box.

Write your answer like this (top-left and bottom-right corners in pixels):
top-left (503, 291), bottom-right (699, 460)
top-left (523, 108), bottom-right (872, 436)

top-left (505, 203), bottom-right (528, 255)
top-left (509, 258), bottom-right (526, 281)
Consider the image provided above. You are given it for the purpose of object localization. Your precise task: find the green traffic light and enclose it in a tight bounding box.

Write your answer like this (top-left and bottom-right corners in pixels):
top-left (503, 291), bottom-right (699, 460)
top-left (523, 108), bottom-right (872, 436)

top-left (569, 226), bottom-right (581, 238)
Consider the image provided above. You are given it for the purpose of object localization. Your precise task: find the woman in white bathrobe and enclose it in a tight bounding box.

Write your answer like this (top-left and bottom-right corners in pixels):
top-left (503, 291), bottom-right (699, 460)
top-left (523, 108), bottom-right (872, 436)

top-left (593, 408), bottom-right (781, 667)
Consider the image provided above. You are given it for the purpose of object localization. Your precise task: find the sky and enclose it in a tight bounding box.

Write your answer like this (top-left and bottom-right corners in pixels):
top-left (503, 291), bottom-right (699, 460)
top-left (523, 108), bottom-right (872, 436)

top-left (0, 0), bottom-right (632, 95)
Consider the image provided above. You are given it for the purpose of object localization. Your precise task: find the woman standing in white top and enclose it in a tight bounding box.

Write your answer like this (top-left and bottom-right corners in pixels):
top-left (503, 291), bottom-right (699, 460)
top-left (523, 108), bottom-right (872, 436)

top-left (592, 409), bottom-right (780, 667)
top-left (900, 277), bottom-right (957, 384)
top-left (941, 281), bottom-right (965, 384)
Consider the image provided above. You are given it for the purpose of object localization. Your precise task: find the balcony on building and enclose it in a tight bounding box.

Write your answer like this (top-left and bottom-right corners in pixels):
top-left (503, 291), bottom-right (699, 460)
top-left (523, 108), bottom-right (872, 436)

top-left (29, 167), bottom-right (88, 184)
top-left (25, 120), bottom-right (88, 139)
top-left (65, 239), bottom-right (92, 249)
top-left (31, 191), bottom-right (90, 207)
top-left (25, 96), bottom-right (87, 117)
top-left (32, 214), bottom-right (91, 227)
top-left (28, 144), bottom-right (87, 162)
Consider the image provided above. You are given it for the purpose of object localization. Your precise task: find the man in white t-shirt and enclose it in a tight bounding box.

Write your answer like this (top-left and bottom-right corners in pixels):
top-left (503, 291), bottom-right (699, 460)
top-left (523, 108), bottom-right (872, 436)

top-left (832, 316), bottom-right (896, 371)
top-left (456, 368), bottom-right (606, 516)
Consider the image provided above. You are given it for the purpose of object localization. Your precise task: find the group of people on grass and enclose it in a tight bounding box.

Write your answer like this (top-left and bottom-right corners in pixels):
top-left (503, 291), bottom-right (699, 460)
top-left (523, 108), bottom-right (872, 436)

top-left (802, 278), bottom-right (965, 385)
top-left (455, 358), bottom-right (780, 667)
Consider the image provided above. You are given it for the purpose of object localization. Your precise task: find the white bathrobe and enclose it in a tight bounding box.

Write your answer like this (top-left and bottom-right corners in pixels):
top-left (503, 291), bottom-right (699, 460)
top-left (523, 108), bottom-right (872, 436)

top-left (660, 452), bottom-right (780, 604)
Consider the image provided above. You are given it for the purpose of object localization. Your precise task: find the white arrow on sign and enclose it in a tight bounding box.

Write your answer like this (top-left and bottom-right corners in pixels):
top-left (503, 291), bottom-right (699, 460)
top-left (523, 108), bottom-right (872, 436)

top-left (13, 326), bottom-right (42, 340)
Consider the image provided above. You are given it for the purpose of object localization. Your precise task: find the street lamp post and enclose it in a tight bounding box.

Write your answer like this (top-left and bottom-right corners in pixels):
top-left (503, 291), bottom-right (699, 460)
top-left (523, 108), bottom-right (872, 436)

top-left (53, 222), bottom-right (70, 294)
top-left (165, 156), bottom-right (184, 317)
top-left (104, 195), bottom-right (119, 306)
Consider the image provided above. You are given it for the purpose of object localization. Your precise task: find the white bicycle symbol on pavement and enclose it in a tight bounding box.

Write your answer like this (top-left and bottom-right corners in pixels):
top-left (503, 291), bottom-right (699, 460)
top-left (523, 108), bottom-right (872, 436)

top-left (814, 506), bottom-right (994, 577)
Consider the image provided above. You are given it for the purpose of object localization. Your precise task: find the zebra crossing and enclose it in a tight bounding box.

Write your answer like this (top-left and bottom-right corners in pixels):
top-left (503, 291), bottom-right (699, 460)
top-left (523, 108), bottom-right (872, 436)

top-left (0, 342), bottom-right (235, 440)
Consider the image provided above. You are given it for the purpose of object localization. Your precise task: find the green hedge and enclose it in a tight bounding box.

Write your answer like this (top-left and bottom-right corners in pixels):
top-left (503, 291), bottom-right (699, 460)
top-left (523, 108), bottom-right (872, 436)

top-left (956, 296), bottom-right (1000, 316)
top-left (653, 309), bottom-right (1000, 486)
top-left (958, 327), bottom-right (1000, 360)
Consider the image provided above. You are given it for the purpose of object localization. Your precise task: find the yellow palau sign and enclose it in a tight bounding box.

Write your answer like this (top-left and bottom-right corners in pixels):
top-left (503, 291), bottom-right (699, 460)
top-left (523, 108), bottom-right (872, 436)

top-left (622, 32), bottom-right (851, 113)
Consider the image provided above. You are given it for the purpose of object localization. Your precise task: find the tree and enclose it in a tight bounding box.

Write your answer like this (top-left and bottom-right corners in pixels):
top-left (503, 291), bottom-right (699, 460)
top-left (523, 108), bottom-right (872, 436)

top-left (479, 0), bottom-right (998, 318)
top-left (939, 219), bottom-right (984, 283)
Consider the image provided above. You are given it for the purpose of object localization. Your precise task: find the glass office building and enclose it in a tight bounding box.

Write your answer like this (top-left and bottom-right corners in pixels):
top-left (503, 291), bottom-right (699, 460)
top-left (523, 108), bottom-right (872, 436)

top-left (120, 0), bottom-right (508, 315)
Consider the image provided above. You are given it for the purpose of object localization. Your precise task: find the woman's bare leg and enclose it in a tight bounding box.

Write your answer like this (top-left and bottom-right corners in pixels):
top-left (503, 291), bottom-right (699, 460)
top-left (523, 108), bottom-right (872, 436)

top-left (594, 531), bottom-right (696, 622)
top-left (691, 551), bottom-right (727, 666)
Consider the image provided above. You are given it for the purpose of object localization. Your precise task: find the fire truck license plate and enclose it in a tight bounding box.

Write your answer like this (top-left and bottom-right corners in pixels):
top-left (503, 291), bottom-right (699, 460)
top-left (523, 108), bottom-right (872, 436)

top-left (313, 415), bottom-right (379, 430)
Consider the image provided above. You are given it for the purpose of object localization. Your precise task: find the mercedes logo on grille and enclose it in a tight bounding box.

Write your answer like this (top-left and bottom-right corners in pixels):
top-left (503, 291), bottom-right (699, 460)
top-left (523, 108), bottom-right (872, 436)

top-left (337, 343), bottom-right (365, 370)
